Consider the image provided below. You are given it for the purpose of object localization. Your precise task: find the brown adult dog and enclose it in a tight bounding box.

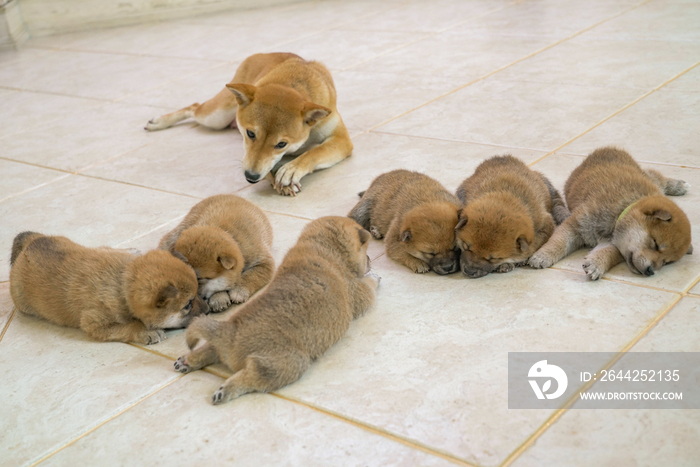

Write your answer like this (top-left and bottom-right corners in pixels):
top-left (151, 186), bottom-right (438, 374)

top-left (159, 194), bottom-right (274, 313)
top-left (455, 155), bottom-right (569, 278)
top-left (348, 169), bottom-right (460, 275)
top-left (529, 147), bottom-right (692, 280)
top-left (10, 232), bottom-right (208, 344)
top-left (145, 53), bottom-right (353, 196)
top-left (173, 216), bottom-right (378, 405)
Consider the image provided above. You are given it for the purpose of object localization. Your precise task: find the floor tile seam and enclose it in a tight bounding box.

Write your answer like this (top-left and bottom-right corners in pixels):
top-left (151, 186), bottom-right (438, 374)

top-left (73, 143), bottom-right (153, 175)
top-left (368, 129), bottom-right (554, 153)
top-left (525, 58), bottom-right (700, 167)
top-left (0, 306), bottom-right (17, 344)
top-left (22, 44), bottom-right (231, 64)
top-left (0, 173), bottom-right (72, 204)
top-left (364, 0), bottom-right (655, 135)
top-left (682, 274), bottom-right (700, 295)
top-left (113, 215), bottom-right (186, 249)
top-left (338, 0), bottom-right (527, 73)
top-left (0, 87), bottom-right (112, 108)
top-left (73, 172), bottom-right (204, 200)
top-left (270, 392), bottom-right (479, 467)
top-left (29, 375), bottom-right (185, 466)
top-left (484, 77), bottom-right (676, 92)
top-left (498, 292), bottom-right (683, 467)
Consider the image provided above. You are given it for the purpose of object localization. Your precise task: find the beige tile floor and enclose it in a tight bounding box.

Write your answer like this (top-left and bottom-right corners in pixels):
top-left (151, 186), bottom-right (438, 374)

top-left (1, 0), bottom-right (699, 465)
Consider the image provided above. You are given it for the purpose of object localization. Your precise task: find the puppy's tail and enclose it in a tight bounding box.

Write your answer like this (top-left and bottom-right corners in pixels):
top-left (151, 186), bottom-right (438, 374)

top-left (10, 231), bottom-right (43, 266)
top-left (185, 315), bottom-right (232, 351)
top-left (538, 173), bottom-right (571, 225)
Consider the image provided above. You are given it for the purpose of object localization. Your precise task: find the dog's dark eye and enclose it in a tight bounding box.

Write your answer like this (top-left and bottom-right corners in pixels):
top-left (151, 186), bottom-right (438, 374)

top-left (246, 129), bottom-right (255, 140)
top-left (182, 299), bottom-right (193, 314)
top-left (275, 141), bottom-right (287, 149)
top-left (652, 239), bottom-right (660, 251)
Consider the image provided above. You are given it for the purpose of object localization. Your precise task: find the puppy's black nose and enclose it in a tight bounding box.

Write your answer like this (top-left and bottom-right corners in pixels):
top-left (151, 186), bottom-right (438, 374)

top-left (644, 266), bottom-right (655, 276)
top-left (244, 171), bottom-right (261, 183)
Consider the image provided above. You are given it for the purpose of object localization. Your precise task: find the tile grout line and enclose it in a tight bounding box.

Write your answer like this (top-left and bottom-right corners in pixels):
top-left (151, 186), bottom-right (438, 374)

top-left (500, 288), bottom-right (690, 466)
top-left (526, 58), bottom-right (700, 168)
top-left (0, 306), bottom-right (17, 344)
top-left (353, 0), bottom-right (655, 140)
top-left (30, 375), bottom-right (185, 466)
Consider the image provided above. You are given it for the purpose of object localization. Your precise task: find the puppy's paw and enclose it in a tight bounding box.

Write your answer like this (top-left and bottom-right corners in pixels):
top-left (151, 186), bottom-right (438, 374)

top-left (369, 226), bottom-right (383, 239)
top-left (174, 356), bottom-right (191, 373)
top-left (365, 271), bottom-right (381, 286)
top-left (145, 117), bottom-right (168, 131)
top-left (212, 386), bottom-right (231, 405)
top-left (494, 263), bottom-right (515, 273)
top-left (274, 162), bottom-right (306, 196)
top-left (208, 291), bottom-right (232, 313)
top-left (528, 251), bottom-right (555, 269)
top-left (665, 179), bottom-right (690, 196)
top-left (406, 259), bottom-right (430, 274)
top-left (144, 329), bottom-right (166, 345)
top-left (228, 287), bottom-right (250, 304)
top-left (582, 257), bottom-right (605, 281)
top-left (125, 248), bottom-right (142, 256)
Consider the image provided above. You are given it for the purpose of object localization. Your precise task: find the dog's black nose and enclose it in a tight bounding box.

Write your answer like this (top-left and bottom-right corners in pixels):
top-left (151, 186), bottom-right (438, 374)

top-left (644, 266), bottom-right (655, 276)
top-left (244, 171), bottom-right (261, 183)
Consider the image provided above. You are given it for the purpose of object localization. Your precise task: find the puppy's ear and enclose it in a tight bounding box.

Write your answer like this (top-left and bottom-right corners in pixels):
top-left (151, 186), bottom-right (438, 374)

top-left (156, 284), bottom-right (178, 308)
top-left (358, 229), bottom-right (371, 245)
top-left (645, 209), bottom-right (672, 222)
top-left (218, 256), bottom-right (236, 270)
top-left (302, 103), bottom-right (331, 126)
top-left (687, 244), bottom-right (694, 255)
top-left (401, 230), bottom-right (412, 243)
top-left (226, 83), bottom-right (256, 107)
top-left (455, 216), bottom-right (468, 231)
top-left (169, 249), bottom-right (189, 264)
top-left (517, 236), bottom-right (529, 253)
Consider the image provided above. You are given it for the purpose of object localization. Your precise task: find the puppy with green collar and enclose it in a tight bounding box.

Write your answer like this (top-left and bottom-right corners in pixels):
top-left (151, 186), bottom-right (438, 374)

top-left (529, 147), bottom-right (692, 280)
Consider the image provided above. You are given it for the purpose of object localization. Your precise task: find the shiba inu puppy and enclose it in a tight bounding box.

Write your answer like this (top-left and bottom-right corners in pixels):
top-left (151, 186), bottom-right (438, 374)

top-left (145, 53), bottom-right (353, 196)
top-left (455, 155), bottom-right (569, 278)
top-left (348, 170), bottom-right (460, 275)
top-left (173, 216), bottom-right (379, 405)
top-left (529, 147), bottom-right (692, 280)
top-left (10, 232), bottom-right (208, 344)
top-left (159, 195), bottom-right (274, 313)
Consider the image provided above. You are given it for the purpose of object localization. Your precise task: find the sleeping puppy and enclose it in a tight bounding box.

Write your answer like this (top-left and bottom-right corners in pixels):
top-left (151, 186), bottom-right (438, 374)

top-left (529, 146), bottom-right (692, 280)
top-left (173, 216), bottom-right (379, 404)
top-left (455, 155), bottom-right (569, 278)
top-left (10, 232), bottom-right (208, 344)
top-left (159, 194), bottom-right (274, 313)
top-left (348, 169), bottom-right (460, 274)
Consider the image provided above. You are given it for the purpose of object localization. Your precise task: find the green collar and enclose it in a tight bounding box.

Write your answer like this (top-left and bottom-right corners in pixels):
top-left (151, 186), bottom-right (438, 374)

top-left (617, 200), bottom-right (639, 223)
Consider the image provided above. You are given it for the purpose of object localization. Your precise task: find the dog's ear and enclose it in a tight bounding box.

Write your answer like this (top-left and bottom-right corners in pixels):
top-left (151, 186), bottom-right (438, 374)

top-left (687, 244), bottom-right (694, 255)
top-left (455, 216), bottom-right (467, 231)
top-left (155, 284), bottom-right (178, 308)
top-left (218, 255), bottom-right (236, 270)
top-left (517, 236), bottom-right (529, 253)
top-left (302, 103), bottom-right (331, 126)
top-left (644, 209), bottom-right (672, 222)
top-left (401, 230), bottom-right (412, 243)
top-left (358, 229), bottom-right (371, 245)
top-left (226, 83), bottom-right (256, 107)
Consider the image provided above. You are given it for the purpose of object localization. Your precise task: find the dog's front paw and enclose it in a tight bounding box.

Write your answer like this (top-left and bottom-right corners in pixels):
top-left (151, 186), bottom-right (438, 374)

top-left (212, 386), bottom-right (232, 405)
top-left (143, 329), bottom-right (166, 345)
top-left (228, 287), bottom-right (250, 304)
top-left (365, 271), bottom-right (381, 286)
top-left (582, 257), bottom-right (605, 281)
top-left (369, 226), bottom-right (383, 239)
top-left (495, 263), bottom-right (515, 273)
top-left (208, 291), bottom-right (232, 312)
top-left (274, 162), bottom-right (307, 196)
top-left (528, 251), bottom-right (555, 269)
top-left (145, 117), bottom-right (167, 131)
top-left (174, 356), bottom-right (191, 373)
top-left (405, 259), bottom-right (430, 274)
top-left (665, 179), bottom-right (690, 196)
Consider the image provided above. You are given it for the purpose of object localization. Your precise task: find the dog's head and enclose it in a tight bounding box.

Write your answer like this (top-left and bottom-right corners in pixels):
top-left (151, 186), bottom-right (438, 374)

top-left (172, 226), bottom-right (245, 300)
top-left (455, 199), bottom-right (535, 278)
top-left (399, 202), bottom-right (460, 275)
top-left (613, 195), bottom-right (692, 276)
top-left (125, 250), bottom-right (209, 330)
top-left (300, 216), bottom-right (372, 276)
top-left (227, 82), bottom-right (332, 184)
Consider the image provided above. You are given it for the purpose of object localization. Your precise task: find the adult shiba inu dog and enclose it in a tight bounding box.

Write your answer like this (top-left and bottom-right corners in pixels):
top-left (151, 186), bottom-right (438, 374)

top-left (529, 147), bottom-right (692, 280)
top-left (10, 232), bottom-right (208, 344)
top-left (348, 170), bottom-right (460, 275)
top-left (173, 217), bottom-right (379, 405)
top-left (159, 195), bottom-right (274, 313)
top-left (455, 155), bottom-right (569, 278)
top-left (145, 52), bottom-right (353, 196)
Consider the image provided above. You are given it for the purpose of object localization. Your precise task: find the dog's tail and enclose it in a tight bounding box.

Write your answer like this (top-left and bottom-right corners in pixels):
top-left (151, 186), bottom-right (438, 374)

top-left (10, 231), bottom-right (43, 266)
top-left (538, 173), bottom-right (571, 225)
top-left (185, 315), bottom-right (233, 351)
